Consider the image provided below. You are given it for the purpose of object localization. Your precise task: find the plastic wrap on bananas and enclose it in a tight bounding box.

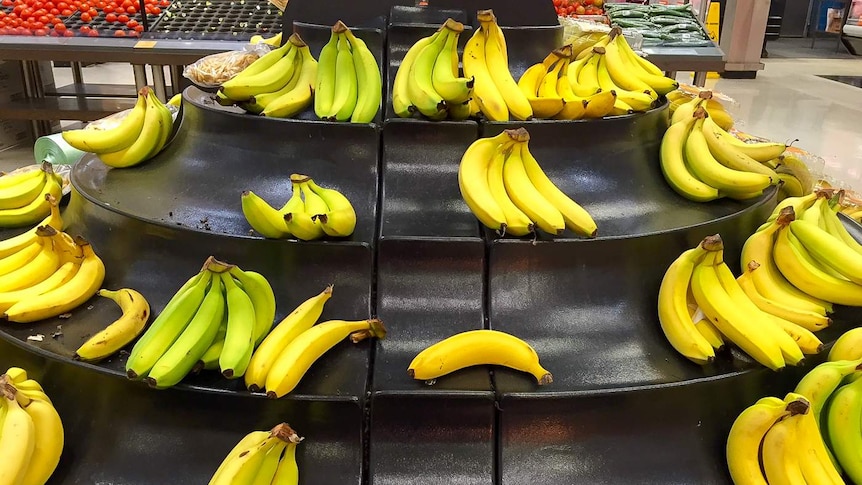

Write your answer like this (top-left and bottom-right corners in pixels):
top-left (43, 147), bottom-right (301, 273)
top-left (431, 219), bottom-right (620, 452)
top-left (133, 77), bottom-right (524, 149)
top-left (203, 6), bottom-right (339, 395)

top-left (0, 164), bottom-right (71, 197)
top-left (84, 98), bottom-right (180, 131)
top-left (183, 43), bottom-right (273, 89)
top-left (558, 17), bottom-right (610, 54)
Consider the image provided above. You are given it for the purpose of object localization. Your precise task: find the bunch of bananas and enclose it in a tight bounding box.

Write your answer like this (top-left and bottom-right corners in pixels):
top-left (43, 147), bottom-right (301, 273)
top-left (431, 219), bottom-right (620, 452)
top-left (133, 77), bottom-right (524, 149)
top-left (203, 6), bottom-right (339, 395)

top-left (459, 128), bottom-right (597, 238)
top-left (409, 329), bottom-right (552, 385)
top-left (658, 234), bottom-right (824, 370)
top-left (75, 288), bottom-right (150, 362)
top-left (0, 221), bottom-right (105, 323)
top-left (392, 18), bottom-right (475, 121)
top-left (242, 174), bottom-right (356, 241)
top-left (245, 285), bottom-right (386, 398)
top-left (517, 45), bottom-right (616, 120)
top-left (660, 105), bottom-right (787, 203)
top-left (219, 33), bottom-right (320, 119)
top-left (667, 89), bottom-right (734, 131)
top-left (125, 257), bottom-right (276, 388)
top-left (0, 368), bottom-right (64, 485)
top-left (313, 21), bottom-right (383, 123)
top-left (208, 423), bottom-right (303, 485)
top-left (0, 163), bottom-right (63, 229)
top-left (62, 87), bottom-right (174, 169)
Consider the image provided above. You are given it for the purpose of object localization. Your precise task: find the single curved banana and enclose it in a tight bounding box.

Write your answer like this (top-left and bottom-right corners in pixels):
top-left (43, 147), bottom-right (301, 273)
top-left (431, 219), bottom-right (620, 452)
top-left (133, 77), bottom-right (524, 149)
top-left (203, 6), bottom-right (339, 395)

top-left (17, 392), bottom-right (64, 485)
top-left (581, 89), bottom-right (616, 119)
top-left (0, 166), bottom-right (44, 191)
top-left (146, 276), bottom-right (225, 389)
top-left (705, 121), bottom-right (786, 163)
top-left (62, 89), bottom-right (147, 153)
top-left (306, 180), bottom-right (356, 238)
top-left (503, 141), bottom-right (565, 235)
top-left (800, 196), bottom-right (826, 227)
top-left (330, 31), bottom-right (358, 122)
top-left (487, 142), bottom-right (533, 237)
top-left (242, 190), bottom-right (291, 239)
top-left (0, 387), bottom-right (36, 485)
top-left (0, 172), bottom-right (61, 229)
top-left (152, 92), bottom-right (174, 156)
top-left (0, 240), bottom-right (41, 277)
top-left (671, 92), bottom-right (710, 125)
top-left (340, 26), bottom-right (380, 123)
top-left (577, 52), bottom-right (602, 96)
top-left (76, 288), bottom-right (150, 362)
top-left (407, 27), bottom-right (448, 118)
top-left (314, 31), bottom-right (339, 118)
top-left (694, 313), bottom-right (725, 350)
top-left (517, 63), bottom-right (548, 100)
top-left (553, 58), bottom-right (589, 120)
top-left (826, 376), bottom-right (862, 483)
top-left (821, 194), bottom-right (862, 256)
top-left (615, 31), bottom-right (664, 77)
top-left (830, 328), bottom-right (862, 361)
top-left (126, 270), bottom-right (211, 379)
top-left (531, 57), bottom-right (566, 119)
top-left (458, 132), bottom-right (510, 233)
top-left (447, 100), bottom-right (472, 121)
top-left (432, 23), bottom-right (473, 105)
top-left (282, 182), bottom-right (323, 241)
top-left (220, 43), bottom-right (298, 102)
top-left (271, 441), bottom-right (300, 485)
top-left (208, 431), bottom-right (270, 484)
top-left (478, 10), bottom-right (532, 120)
top-left (762, 410), bottom-right (808, 485)
top-left (659, 113), bottom-right (720, 202)
top-left (218, 272), bottom-right (255, 379)
top-left (250, 440), bottom-right (285, 484)
top-left (99, 90), bottom-right (168, 168)
top-left (791, 219), bottom-right (862, 284)
top-left (408, 329), bottom-right (552, 384)
top-left (245, 285), bottom-right (332, 392)
top-left (3, 238), bottom-right (105, 324)
top-left (0, 168), bottom-right (47, 211)
top-left (0, 227), bottom-right (61, 293)
top-left (795, 401), bottom-right (845, 485)
top-left (393, 33), bottom-right (438, 118)
top-left (240, 61), bottom-right (302, 115)
top-left (227, 265), bottom-right (275, 347)
top-left (261, 43), bottom-right (318, 119)
top-left (796, 359), bottom-right (862, 419)
top-left (462, 25), bottom-right (508, 121)
top-left (521, 139), bottom-right (597, 237)
top-left (702, 117), bottom-right (779, 179)
top-left (736, 270), bottom-right (830, 332)
top-left (265, 319), bottom-right (386, 398)
top-left (566, 54), bottom-right (601, 98)
top-left (600, 43), bottom-right (653, 94)
top-left (608, 32), bottom-right (678, 95)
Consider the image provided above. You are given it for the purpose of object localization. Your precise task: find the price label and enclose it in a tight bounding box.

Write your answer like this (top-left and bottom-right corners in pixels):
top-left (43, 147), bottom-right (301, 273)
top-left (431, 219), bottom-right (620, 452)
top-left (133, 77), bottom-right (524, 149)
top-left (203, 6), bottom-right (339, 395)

top-left (134, 41), bottom-right (158, 48)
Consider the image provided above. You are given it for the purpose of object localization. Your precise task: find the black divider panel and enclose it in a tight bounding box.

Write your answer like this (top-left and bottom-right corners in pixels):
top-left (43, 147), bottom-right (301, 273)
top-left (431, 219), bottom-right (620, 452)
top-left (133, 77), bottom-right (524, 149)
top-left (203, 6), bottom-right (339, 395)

top-left (370, 395), bottom-right (495, 485)
top-left (490, 25), bottom-right (563, 81)
top-left (381, 119), bottom-right (480, 238)
top-left (498, 367), bottom-right (804, 485)
top-left (375, 239), bottom-right (489, 393)
top-left (489, 189), bottom-right (777, 395)
top-left (0, 339), bottom-right (363, 485)
top-left (0, 187), bottom-right (373, 400)
top-left (76, 87), bottom-right (379, 244)
top-left (390, 5), bottom-right (469, 26)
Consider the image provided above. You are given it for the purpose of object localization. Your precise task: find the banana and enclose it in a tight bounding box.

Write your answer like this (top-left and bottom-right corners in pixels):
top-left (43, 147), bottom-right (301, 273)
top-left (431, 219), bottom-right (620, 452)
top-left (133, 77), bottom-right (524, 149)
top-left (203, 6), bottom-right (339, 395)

top-left (0, 167), bottom-right (44, 190)
top-left (76, 288), bottom-right (150, 362)
top-left (282, 181), bottom-right (323, 241)
top-left (830, 328), bottom-right (862, 361)
top-left (99, 89), bottom-right (169, 168)
top-left (432, 22), bottom-right (473, 105)
top-left (657, 241), bottom-right (716, 365)
top-left (531, 55), bottom-right (566, 119)
top-left (796, 359), bottom-right (862, 420)
top-left (566, 54), bottom-right (601, 98)
top-left (762, 411), bottom-right (808, 485)
top-left (62, 88), bottom-right (147, 153)
top-left (3, 238), bottom-right (104, 324)
top-left (0, 194), bottom-right (61, 260)
top-left (826, 376), bottom-right (862, 483)
top-left (16, 391), bottom-right (64, 485)
top-left (306, 180), bottom-right (356, 238)
top-left (577, 52), bottom-right (602, 95)
top-left (242, 190), bottom-right (291, 239)
top-left (458, 132), bottom-right (510, 233)
top-left (245, 285), bottom-right (332, 392)
top-left (261, 42), bottom-right (318, 119)
top-left (659, 112), bottom-right (721, 202)
top-left (0, 227), bottom-right (61, 293)
top-left (197, 321), bottom-right (226, 372)
top-left (339, 25), bottom-right (380, 123)
top-left (0, 386), bottom-right (36, 485)
top-left (250, 441), bottom-right (285, 485)
top-left (226, 265), bottom-right (275, 347)
top-left (520, 138), bottom-right (597, 237)
top-left (694, 317), bottom-right (725, 350)
top-left (702, 117), bottom-right (779, 179)
top-left (553, 57), bottom-right (589, 120)
top-left (617, 35), bottom-right (663, 77)
top-left (0, 171), bottom-right (61, 229)
top-left (791, 219), bottom-right (862, 284)
top-left (503, 140), bottom-right (565, 235)
top-left (407, 27), bottom-right (448, 118)
top-left (210, 424), bottom-right (302, 485)
top-left (462, 23), bottom-right (508, 121)
top-left (691, 249), bottom-right (785, 370)
top-left (152, 91), bottom-right (174, 156)
top-left (795, 402), bottom-right (845, 485)
top-left (314, 30), bottom-right (339, 118)
top-left (671, 91), bottom-right (709, 125)
top-left (2, 368), bottom-right (27, 384)
top-left (393, 33), bottom-right (438, 118)
top-left (447, 100), bottom-right (472, 121)
top-left (221, 44), bottom-right (298, 102)
top-left (581, 90), bottom-right (616, 119)
top-left (487, 142), bottom-right (533, 237)
top-left (146, 275), bottom-right (225, 389)
top-left (219, 272), bottom-right (255, 379)
top-left (736, 270), bottom-right (830, 332)
top-left (704, 120), bottom-right (786, 163)
top-left (208, 431), bottom-right (270, 484)
top-left (0, 168), bottom-right (46, 211)
top-left (600, 43), bottom-right (653, 94)
top-left (240, 61), bottom-right (302, 115)
top-left (608, 30), bottom-right (678, 95)
top-left (777, 173), bottom-right (805, 198)
top-left (330, 31), bottom-right (358, 122)
top-left (820, 193), bottom-right (862, 256)
top-left (726, 396), bottom-right (807, 485)
top-left (478, 10), bottom-right (532, 120)
top-left (125, 270), bottom-right (211, 379)
top-left (265, 319), bottom-right (386, 398)
top-left (517, 63), bottom-right (548, 99)
top-left (271, 441), bottom-right (300, 485)
top-left (303, 182), bottom-right (329, 234)
top-left (0, 240), bottom-right (41, 277)
top-left (408, 329), bottom-right (552, 384)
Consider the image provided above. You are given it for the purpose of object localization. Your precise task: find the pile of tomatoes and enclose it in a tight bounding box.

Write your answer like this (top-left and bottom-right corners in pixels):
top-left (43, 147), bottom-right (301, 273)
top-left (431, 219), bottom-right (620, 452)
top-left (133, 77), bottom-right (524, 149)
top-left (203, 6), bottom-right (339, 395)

top-left (554, 0), bottom-right (604, 17)
top-left (0, 0), bottom-right (169, 36)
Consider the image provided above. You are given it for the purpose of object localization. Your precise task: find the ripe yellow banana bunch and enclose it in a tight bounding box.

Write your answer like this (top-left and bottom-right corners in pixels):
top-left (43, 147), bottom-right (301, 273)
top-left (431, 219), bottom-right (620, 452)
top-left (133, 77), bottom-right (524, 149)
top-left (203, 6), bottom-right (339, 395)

top-left (0, 224), bottom-right (105, 323)
top-left (244, 285), bottom-right (386, 398)
top-left (667, 89), bottom-right (734, 131)
top-left (242, 174), bottom-right (356, 241)
top-left (0, 368), bottom-right (64, 485)
top-left (0, 163), bottom-right (63, 229)
top-left (658, 234), bottom-right (823, 371)
top-left (660, 105), bottom-right (786, 203)
top-left (75, 288), bottom-right (151, 362)
top-left (392, 18), bottom-right (475, 121)
top-left (208, 423), bottom-right (303, 485)
top-left (225, 33), bottom-right (319, 119)
top-left (313, 21), bottom-right (383, 123)
top-left (726, 393), bottom-right (844, 485)
top-left (125, 256), bottom-right (276, 388)
top-left (409, 329), bottom-right (552, 385)
top-left (62, 87), bottom-right (174, 169)
top-left (458, 128), bottom-right (597, 238)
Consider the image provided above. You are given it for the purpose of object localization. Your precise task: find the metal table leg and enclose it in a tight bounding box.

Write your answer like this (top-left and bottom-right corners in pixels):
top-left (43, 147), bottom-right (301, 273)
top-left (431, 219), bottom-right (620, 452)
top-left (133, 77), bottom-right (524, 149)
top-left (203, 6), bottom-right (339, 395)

top-left (693, 71), bottom-right (708, 87)
top-left (19, 61), bottom-right (43, 138)
top-left (169, 65), bottom-right (182, 96)
top-left (151, 65), bottom-right (167, 101)
top-left (71, 61), bottom-right (84, 84)
top-left (132, 64), bottom-right (148, 90)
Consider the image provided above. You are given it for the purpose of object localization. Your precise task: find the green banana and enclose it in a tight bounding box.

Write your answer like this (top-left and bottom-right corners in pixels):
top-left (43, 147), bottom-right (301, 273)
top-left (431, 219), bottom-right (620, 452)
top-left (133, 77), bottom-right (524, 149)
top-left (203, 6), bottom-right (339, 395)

top-left (228, 266), bottom-right (276, 346)
top-left (407, 27), bottom-right (448, 118)
top-left (393, 32), bottom-right (439, 118)
top-left (262, 43), bottom-right (318, 119)
top-left (432, 23), bottom-right (473, 104)
top-left (197, 319), bottom-right (227, 372)
top-left (790, 219), bottom-right (862, 284)
top-left (218, 272), bottom-right (256, 379)
top-left (220, 43), bottom-right (298, 101)
top-left (826, 376), bottom-right (862, 483)
top-left (314, 30), bottom-right (339, 119)
top-left (307, 180), bottom-right (356, 238)
top-left (342, 23), bottom-right (382, 123)
top-left (329, 32), bottom-right (358, 122)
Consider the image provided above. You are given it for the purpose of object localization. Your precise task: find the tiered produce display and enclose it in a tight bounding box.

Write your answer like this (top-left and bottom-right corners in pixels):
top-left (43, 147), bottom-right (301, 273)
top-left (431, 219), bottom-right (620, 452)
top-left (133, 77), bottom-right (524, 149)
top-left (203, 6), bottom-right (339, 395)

top-left (1, 3), bottom-right (862, 484)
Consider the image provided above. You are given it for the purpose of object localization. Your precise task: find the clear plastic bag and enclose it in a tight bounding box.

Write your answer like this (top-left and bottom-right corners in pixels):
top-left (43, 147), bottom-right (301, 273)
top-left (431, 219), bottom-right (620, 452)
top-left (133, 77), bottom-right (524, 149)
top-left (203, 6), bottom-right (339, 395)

top-left (183, 43), bottom-right (272, 88)
top-left (84, 101), bottom-right (180, 132)
top-left (559, 16), bottom-right (611, 49)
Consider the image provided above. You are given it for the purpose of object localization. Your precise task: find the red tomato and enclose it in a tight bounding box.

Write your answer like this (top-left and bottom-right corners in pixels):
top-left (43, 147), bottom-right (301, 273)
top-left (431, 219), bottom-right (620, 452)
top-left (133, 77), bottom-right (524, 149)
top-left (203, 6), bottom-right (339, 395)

top-left (78, 23), bottom-right (88, 30)
top-left (32, 20), bottom-right (43, 27)
top-left (125, 18), bottom-right (136, 26)
top-left (575, 5), bottom-right (585, 14)
top-left (87, 28), bottom-right (97, 35)
top-left (63, 28), bottom-right (72, 35)
top-left (113, 28), bottom-right (123, 35)
top-left (34, 27), bottom-right (46, 34)
top-left (1, 0), bottom-right (12, 6)
top-left (132, 23), bottom-right (141, 31)
top-left (56, 1), bottom-right (66, 8)
top-left (37, 14), bottom-right (47, 22)
top-left (53, 21), bottom-right (64, 29)
top-left (114, 5), bottom-right (123, 12)
top-left (105, 12), bottom-right (115, 20)
top-left (18, 26), bottom-right (32, 34)
top-left (117, 12), bottom-right (127, 21)
top-left (79, 11), bottom-right (90, 20)
top-left (124, 5), bottom-right (133, 12)
top-left (150, 5), bottom-right (158, 13)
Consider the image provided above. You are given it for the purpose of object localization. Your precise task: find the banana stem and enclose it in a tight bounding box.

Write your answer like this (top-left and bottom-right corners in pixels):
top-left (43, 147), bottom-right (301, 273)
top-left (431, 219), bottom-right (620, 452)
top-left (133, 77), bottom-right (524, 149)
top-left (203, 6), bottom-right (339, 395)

top-left (777, 207), bottom-right (797, 225)
top-left (289, 173), bottom-right (310, 183)
top-left (786, 398), bottom-right (810, 416)
top-left (700, 234), bottom-right (723, 252)
top-left (203, 256), bottom-right (236, 273)
top-left (270, 423), bottom-right (304, 443)
top-left (332, 20), bottom-right (348, 34)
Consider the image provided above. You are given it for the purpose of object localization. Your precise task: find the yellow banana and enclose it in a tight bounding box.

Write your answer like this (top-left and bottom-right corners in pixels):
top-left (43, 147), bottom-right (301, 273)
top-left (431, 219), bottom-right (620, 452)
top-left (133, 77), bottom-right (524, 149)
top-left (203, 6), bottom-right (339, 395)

top-left (659, 112), bottom-right (720, 202)
top-left (671, 92), bottom-right (708, 125)
top-left (702, 116), bottom-right (779, 179)
top-left (75, 288), bottom-right (150, 362)
top-left (609, 31), bottom-right (678, 95)
top-left (566, 54), bottom-right (601, 97)
top-left (829, 328), bottom-right (862, 361)
top-left (705, 121), bottom-right (786, 163)
top-left (242, 190), bottom-right (291, 239)
top-left (462, 26), bottom-right (508, 121)
top-left (790, 218), bottom-right (862, 284)
top-left (581, 90), bottom-right (616, 119)
top-left (0, 226), bottom-right (61, 293)
top-left (795, 402), bottom-right (845, 485)
top-left (477, 10), bottom-right (532, 120)
top-left (62, 88), bottom-right (147, 153)
top-left (0, 193), bottom-right (61, 259)
top-left (458, 132), bottom-right (511, 233)
top-left (221, 42), bottom-right (297, 102)
top-left (306, 179), bottom-right (356, 238)
top-left (762, 414), bottom-right (807, 485)
top-left (0, 240), bottom-right (42, 277)
top-left (342, 23), bottom-right (382, 123)
top-left (393, 32), bottom-right (438, 118)
top-left (432, 22), bottom-right (473, 105)
top-left (99, 89), bottom-right (169, 168)
top-left (330, 30), bottom-right (358, 122)
top-left (407, 27), bottom-right (447, 118)
top-left (599, 43), bottom-right (653, 94)
top-left (208, 431), bottom-right (270, 484)
top-left (486, 142), bottom-right (533, 237)
top-left (282, 181), bottom-right (322, 241)
top-left (261, 41), bottom-right (318, 119)
top-left (532, 54), bottom-right (566, 119)
top-left (0, 168), bottom-right (46, 211)
top-left (0, 171), bottom-right (61, 229)
top-left (16, 391), bottom-right (64, 485)
top-left (554, 58), bottom-right (589, 120)
top-left (736, 271), bottom-right (830, 332)
top-left (0, 386), bottom-right (36, 485)
top-left (502, 139), bottom-right (565, 235)
top-left (271, 441), bottom-right (300, 485)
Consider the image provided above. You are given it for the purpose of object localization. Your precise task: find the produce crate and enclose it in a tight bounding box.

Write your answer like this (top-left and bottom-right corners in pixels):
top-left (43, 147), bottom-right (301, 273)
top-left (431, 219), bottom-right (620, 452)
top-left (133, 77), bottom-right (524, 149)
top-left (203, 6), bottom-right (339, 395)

top-left (145, 0), bottom-right (280, 40)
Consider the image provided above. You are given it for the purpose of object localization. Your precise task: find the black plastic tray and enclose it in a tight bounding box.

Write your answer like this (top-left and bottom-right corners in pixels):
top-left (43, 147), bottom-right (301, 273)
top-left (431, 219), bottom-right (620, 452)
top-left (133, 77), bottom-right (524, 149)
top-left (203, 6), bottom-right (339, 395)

top-left (146, 0), bottom-right (281, 41)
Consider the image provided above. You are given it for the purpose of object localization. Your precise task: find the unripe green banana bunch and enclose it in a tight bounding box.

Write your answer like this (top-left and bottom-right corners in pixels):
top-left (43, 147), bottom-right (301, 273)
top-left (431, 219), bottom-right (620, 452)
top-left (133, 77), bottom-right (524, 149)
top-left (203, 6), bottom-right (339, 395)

top-left (208, 423), bottom-right (303, 485)
top-left (458, 128), bottom-right (597, 238)
top-left (241, 174), bottom-right (357, 241)
top-left (63, 86), bottom-right (174, 169)
top-left (125, 256), bottom-right (276, 388)
top-left (0, 162), bottom-right (63, 229)
top-left (314, 20), bottom-right (382, 123)
top-left (0, 368), bottom-right (64, 485)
